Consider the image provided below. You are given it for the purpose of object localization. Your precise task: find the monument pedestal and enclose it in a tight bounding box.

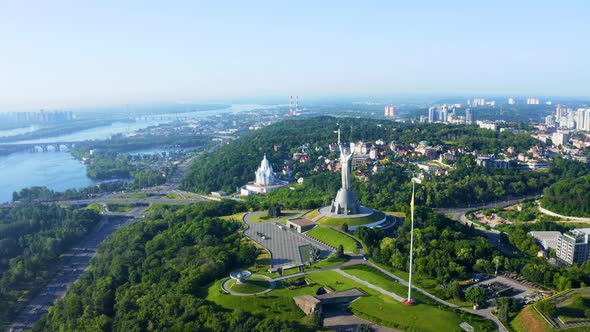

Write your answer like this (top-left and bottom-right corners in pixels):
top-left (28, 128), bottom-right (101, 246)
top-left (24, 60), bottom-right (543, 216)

top-left (330, 188), bottom-right (361, 215)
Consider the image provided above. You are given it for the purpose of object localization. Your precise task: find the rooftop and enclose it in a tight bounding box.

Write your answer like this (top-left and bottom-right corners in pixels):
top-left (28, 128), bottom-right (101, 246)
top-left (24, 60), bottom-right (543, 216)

top-left (289, 218), bottom-right (316, 227)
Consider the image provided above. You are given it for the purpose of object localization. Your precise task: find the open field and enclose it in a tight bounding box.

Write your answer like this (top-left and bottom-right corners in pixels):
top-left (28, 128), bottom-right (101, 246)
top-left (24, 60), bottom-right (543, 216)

top-left (306, 226), bottom-right (358, 253)
top-left (318, 211), bottom-right (385, 226)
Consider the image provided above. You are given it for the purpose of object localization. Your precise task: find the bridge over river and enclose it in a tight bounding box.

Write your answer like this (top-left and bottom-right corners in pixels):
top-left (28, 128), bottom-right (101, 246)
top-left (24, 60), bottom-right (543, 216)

top-left (0, 141), bottom-right (86, 152)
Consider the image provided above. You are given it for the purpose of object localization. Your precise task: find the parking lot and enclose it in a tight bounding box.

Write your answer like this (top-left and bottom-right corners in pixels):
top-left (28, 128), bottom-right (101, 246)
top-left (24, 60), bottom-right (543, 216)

top-left (476, 275), bottom-right (536, 300)
top-left (244, 212), bottom-right (333, 270)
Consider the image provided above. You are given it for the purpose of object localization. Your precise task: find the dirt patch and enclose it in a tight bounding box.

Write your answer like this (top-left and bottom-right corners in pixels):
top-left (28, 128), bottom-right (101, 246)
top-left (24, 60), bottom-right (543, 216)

top-left (513, 307), bottom-right (552, 332)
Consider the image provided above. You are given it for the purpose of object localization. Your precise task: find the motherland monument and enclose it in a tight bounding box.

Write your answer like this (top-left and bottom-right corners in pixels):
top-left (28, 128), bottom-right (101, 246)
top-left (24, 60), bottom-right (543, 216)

top-left (330, 128), bottom-right (361, 215)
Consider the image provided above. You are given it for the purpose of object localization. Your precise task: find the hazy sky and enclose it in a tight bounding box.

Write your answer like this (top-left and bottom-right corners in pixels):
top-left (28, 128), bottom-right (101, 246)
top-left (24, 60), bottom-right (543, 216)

top-left (1, 0), bottom-right (588, 110)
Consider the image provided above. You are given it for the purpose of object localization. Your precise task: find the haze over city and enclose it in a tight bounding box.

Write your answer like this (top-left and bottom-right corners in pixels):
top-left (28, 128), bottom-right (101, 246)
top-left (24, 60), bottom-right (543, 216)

top-left (2, 2), bottom-right (590, 332)
top-left (1, 0), bottom-right (589, 111)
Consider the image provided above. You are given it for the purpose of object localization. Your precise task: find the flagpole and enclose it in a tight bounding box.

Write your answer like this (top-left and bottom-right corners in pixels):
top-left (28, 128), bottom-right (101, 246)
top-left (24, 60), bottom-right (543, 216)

top-left (405, 178), bottom-right (418, 306)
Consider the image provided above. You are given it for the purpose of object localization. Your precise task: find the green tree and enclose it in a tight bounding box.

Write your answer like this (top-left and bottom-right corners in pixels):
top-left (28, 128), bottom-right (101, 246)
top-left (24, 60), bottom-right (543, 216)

top-left (465, 286), bottom-right (487, 305)
top-left (341, 223), bottom-right (349, 233)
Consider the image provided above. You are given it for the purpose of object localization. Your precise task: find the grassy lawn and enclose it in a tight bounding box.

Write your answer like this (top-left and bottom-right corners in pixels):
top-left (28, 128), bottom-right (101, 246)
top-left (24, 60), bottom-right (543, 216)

top-left (117, 192), bottom-right (148, 199)
top-left (280, 267), bottom-right (303, 277)
top-left (306, 271), bottom-right (495, 332)
top-left (226, 276), bottom-right (270, 294)
top-left (341, 264), bottom-right (408, 297)
top-left (206, 269), bottom-right (494, 332)
top-left (384, 211), bottom-right (406, 218)
top-left (308, 255), bottom-right (349, 269)
top-left (303, 209), bottom-right (320, 220)
top-left (164, 193), bottom-right (182, 199)
top-left (250, 211), bottom-right (304, 222)
top-left (205, 278), bottom-right (315, 324)
top-left (106, 202), bottom-right (134, 212)
top-left (318, 210), bottom-right (385, 226)
top-left (370, 261), bottom-right (472, 307)
top-left (557, 295), bottom-right (590, 323)
top-left (86, 203), bottom-right (103, 213)
top-left (306, 226), bottom-right (358, 253)
top-left (220, 212), bottom-right (246, 223)
top-left (245, 239), bottom-right (273, 277)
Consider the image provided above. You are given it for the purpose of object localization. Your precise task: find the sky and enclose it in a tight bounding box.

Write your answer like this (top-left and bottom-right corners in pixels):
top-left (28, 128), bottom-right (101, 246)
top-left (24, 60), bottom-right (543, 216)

top-left (0, 0), bottom-right (588, 111)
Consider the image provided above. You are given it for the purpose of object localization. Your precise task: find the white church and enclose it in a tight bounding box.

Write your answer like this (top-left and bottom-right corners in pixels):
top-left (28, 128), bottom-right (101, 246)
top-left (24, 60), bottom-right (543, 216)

top-left (240, 154), bottom-right (287, 195)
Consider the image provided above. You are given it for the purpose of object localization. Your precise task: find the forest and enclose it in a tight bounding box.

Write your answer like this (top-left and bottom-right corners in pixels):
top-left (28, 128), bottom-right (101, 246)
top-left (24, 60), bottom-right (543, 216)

top-left (541, 158), bottom-right (590, 217)
top-left (0, 203), bottom-right (101, 327)
top-left (34, 200), bottom-right (307, 332)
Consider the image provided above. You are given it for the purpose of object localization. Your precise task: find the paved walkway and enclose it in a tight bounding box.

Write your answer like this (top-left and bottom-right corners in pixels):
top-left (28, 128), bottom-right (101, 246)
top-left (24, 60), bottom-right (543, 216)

top-left (537, 205), bottom-right (590, 222)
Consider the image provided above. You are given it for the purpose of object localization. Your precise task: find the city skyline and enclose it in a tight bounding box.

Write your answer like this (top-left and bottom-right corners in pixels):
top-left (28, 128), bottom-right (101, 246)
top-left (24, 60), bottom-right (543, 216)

top-left (1, 0), bottom-right (589, 110)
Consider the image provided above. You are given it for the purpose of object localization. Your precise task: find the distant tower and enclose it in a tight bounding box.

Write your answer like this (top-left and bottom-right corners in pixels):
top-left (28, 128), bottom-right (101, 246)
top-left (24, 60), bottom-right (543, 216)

top-left (466, 108), bottom-right (473, 124)
top-left (289, 96), bottom-right (293, 116)
top-left (296, 96), bottom-right (299, 113)
top-left (384, 106), bottom-right (389, 117)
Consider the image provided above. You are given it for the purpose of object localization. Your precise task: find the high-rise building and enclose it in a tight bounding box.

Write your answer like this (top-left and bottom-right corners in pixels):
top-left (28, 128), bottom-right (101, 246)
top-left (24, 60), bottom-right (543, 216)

top-left (552, 132), bottom-right (568, 146)
top-left (508, 98), bottom-right (516, 105)
top-left (428, 107), bottom-right (435, 123)
top-left (465, 108), bottom-right (473, 124)
top-left (556, 104), bottom-right (563, 122)
top-left (384, 105), bottom-right (396, 117)
top-left (526, 97), bottom-right (540, 105)
top-left (576, 108), bottom-right (590, 131)
top-left (545, 115), bottom-right (555, 127)
top-left (556, 229), bottom-right (590, 265)
top-left (439, 106), bottom-right (448, 123)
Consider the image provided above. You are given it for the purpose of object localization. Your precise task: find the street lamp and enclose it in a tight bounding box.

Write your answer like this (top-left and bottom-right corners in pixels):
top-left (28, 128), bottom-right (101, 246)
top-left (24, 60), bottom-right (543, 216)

top-left (404, 177), bottom-right (421, 306)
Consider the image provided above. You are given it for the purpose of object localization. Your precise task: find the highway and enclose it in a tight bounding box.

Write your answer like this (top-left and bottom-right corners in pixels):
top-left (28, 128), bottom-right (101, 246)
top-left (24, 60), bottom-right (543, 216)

top-left (7, 215), bottom-right (133, 332)
top-left (435, 195), bottom-right (539, 256)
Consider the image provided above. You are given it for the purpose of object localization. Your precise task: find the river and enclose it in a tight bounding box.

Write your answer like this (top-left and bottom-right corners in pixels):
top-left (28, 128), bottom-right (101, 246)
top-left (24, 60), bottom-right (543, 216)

top-left (0, 104), bottom-right (272, 203)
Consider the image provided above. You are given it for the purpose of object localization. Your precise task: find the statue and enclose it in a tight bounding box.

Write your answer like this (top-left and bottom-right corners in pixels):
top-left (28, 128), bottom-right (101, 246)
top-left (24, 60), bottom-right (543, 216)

top-left (330, 129), bottom-right (361, 215)
top-left (339, 142), bottom-right (354, 190)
